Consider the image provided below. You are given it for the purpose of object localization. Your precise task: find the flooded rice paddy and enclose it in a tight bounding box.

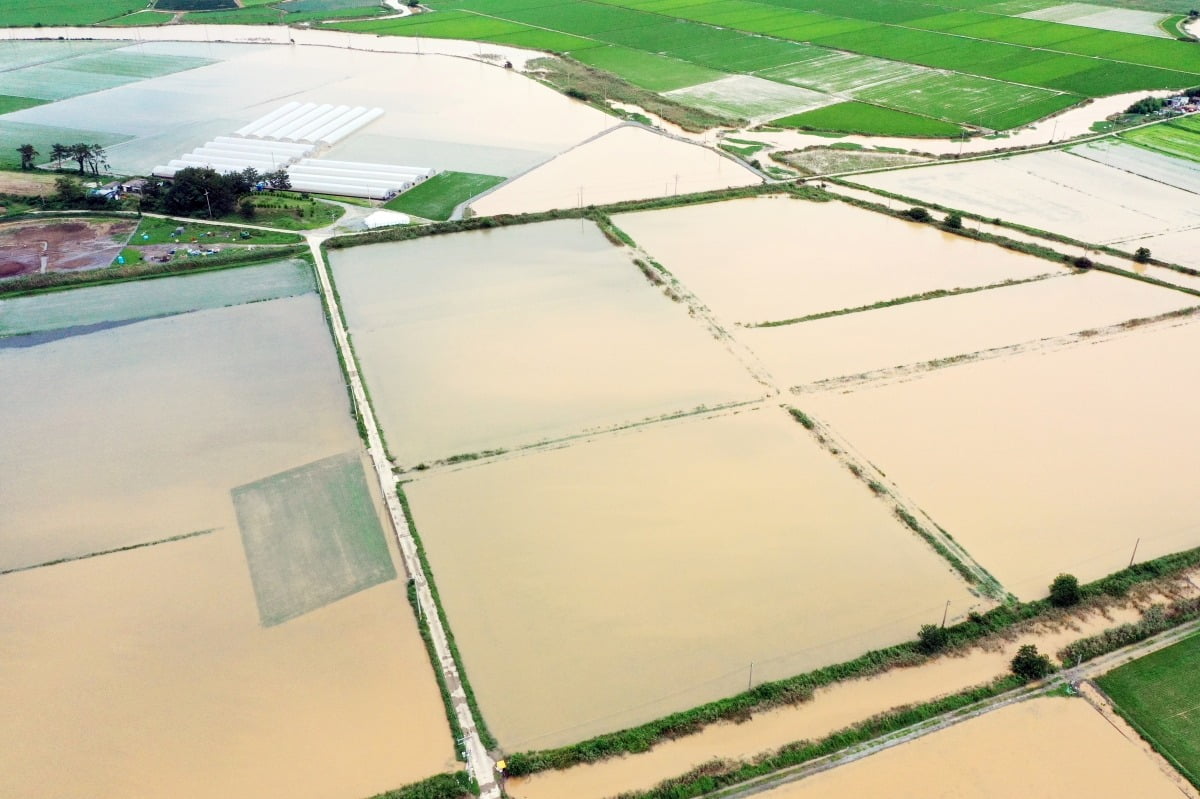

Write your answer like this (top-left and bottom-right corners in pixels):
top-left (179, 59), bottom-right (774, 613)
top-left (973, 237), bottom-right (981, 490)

top-left (506, 591), bottom-right (1173, 799)
top-left (757, 697), bottom-right (1188, 799)
top-left (329, 219), bottom-right (763, 465)
top-left (614, 196), bottom-right (1059, 325)
top-left (0, 289), bottom-right (453, 797)
top-left (741, 270), bottom-right (1196, 388)
top-left (5, 41), bottom-right (611, 177)
top-left (804, 316), bottom-right (1200, 600)
top-left (404, 406), bottom-right (977, 750)
top-left (468, 126), bottom-right (760, 216)
top-left (855, 152), bottom-right (1200, 266)
top-left (0, 257), bottom-right (313, 336)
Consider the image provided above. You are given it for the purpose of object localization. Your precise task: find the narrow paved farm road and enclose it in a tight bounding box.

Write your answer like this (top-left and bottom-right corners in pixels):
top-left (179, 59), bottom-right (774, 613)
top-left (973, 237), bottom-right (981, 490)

top-left (306, 233), bottom-right (501, 799)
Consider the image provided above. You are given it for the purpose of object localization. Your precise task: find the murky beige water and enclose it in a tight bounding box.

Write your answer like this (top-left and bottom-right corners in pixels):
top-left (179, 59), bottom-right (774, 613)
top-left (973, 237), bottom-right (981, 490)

top-left (805, 316), bottom-right (1200, 600)
top-left (0, 297), bottom-right (455, 797)
top-left (507, 597), bottom-right (1162, 799)
top-left (329, 220), bottom-right (763, 465)
top-left (614, 196), bottom-right (1056, 325)
top-left (469, 126), bottom-right (760, 216)
top-left (405, 406), bottom-right (977, 750)
top-left (756, 697), bottom-right (1186, 799)
top-left (1, 297), bottom-right (355, 569)
top-left (12, 40), bottom-right (612, 176)
top-left (857, 151), bottom-right (1200, 248)
top-left (742, 270), bottom-right (1196, 388)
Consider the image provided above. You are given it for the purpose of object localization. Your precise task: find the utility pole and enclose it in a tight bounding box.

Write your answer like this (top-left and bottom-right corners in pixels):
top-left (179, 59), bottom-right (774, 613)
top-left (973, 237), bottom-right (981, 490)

top-left (748, 661), bottom-right (754, 691)
top-left (203, 189), bottom-right (213, 219)
top-left (941, 599), bottom-right (951, 628)
top-left (1129, 537), bottom-right (1141, 568)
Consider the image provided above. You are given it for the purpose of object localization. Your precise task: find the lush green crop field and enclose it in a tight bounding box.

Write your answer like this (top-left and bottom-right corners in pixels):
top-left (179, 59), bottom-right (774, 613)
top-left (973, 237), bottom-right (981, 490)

top-left (568, 45), bottom-right (724, 91)
top-left (383, 171), bottom-right (505, 220)
top-left (1122, 118), bottom-right (1200, 163)
top-left (100, 11), bottom-right (174, 26)
top-left (856, 71), bottom-right (1078, 130)
top-left (1097, 632), bottom-right (1200, 789)
top-left (326, 0), bottom-right (1200, 133)
top-left (0, 95), bottom-right (46, 115)
top-left (1, 0), bottom-right (148, 26)
top-left (771, 101), bottom-right (964, 137)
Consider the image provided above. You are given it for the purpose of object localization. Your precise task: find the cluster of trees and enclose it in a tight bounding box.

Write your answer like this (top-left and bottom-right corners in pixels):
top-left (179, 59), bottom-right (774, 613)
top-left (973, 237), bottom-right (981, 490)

top-left (15, 142), bottom-right (109, 175)
top-left (155, 166), bottom-right (290, 218)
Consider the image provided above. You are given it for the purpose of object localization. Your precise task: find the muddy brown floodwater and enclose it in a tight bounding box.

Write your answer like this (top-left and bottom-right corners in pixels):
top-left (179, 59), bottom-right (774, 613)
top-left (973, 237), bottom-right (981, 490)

top-left (329, 219), bottom-right (763, 465)
top-left (508, 572), bottom-right (1199, 799)
top-left (741, 270), bottom-right (1196, 388)
top-left (613, 196), bottom-right (1057, 325)
top-left (756, 697), bottom-right (1187, 799)
top-left (405, 406), bottom-right (976, 751)
top-left (469, 126), bottom-right (760, 216)
top-left (805, 315), bottom-right (1200, 600)
top-left (0, 295), bottom-right (454, 798)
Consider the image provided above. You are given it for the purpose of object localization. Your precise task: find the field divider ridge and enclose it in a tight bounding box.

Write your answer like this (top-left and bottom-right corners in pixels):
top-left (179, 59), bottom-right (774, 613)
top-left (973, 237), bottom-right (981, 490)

top-left (306, 233), bottom-right (500, 799)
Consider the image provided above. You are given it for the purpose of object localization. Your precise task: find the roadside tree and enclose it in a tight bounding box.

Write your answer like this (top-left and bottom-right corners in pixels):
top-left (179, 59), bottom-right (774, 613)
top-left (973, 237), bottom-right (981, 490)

top-left (16, 144), bottom-right (38, 170)
top-left (1011, 644), bottom-right (1054, 681)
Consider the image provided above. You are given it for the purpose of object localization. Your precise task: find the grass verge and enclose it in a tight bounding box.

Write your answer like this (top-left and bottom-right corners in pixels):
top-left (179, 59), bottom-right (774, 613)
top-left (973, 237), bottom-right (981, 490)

top-left (384, 172), bottom-right (506, 221)
top-left (397, 484), bottom-right (498, 751)
top-left (364, 771), bottom-right (476, 799)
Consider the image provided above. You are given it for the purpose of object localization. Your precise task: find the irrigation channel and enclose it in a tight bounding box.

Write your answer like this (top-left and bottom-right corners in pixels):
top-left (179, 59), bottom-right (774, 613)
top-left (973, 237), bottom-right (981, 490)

top-left (305, 232), bottom-right (501, 799)
top-left (706, 618), bottom-right (1200, 799)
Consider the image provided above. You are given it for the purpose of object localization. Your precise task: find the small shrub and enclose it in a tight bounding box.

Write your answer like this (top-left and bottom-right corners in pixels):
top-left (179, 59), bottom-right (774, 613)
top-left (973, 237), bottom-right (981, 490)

top-left (1011, 644), bottom-right (1054, 681)
top-left (1049, 573), bottom-right (1081, 607)
top-left (788, 408), bottom-right (815, 430)
top-left (904, 206), bottom-right (932, 223)
top-left (943, 212), bottom-right (963, 229)
top-left (1134, 247), bottom-right (1152, 263)
top-left (1072, 255), bottom-right (1094, 270)
top-left (918, 623), bottom-right (949, 654)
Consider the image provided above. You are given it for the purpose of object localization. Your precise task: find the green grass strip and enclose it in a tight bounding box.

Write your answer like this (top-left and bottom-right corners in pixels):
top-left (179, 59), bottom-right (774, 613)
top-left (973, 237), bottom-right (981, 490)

top-left (1, 528), bottom-right (216, 575)
top-left (383, 171), bottom-right (505, 221)
top-left (396, 483), bottom-right (498, 750)
top-left (0, 242), bottom-right (309, 298)
top-left (364, 770), bottom-right (475, 799)
top-left (621, 676), bottom-right (1026, 799)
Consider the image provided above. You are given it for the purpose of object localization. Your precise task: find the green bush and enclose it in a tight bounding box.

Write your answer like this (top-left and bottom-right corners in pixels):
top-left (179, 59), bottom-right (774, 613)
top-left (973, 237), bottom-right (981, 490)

top-left (1010, 644), bottom-right (1054, 681)
top-left (917, 623), bottom-right (949, 653)
top-left (904, 206), bottom-right (932, 223)
top-left (1049, 573), bottom-right (1081, 607)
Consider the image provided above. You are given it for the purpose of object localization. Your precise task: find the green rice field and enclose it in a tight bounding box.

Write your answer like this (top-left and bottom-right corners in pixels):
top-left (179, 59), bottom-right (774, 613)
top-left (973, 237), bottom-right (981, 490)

top-left (0, 96), bottom-right (46, 115)
top-left (771, 101), bottom-right (965, 137)
top-left (326, 0), bottom-right (1200, 134)
top-left (383, 171), bottom-right (505, 220)
top-left (1122, 116), bottom-right (1200, 163)
top-left (1098, 632), bottom-right (1200, 789)
top-left (1, 0), bottom-right (148, 26)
